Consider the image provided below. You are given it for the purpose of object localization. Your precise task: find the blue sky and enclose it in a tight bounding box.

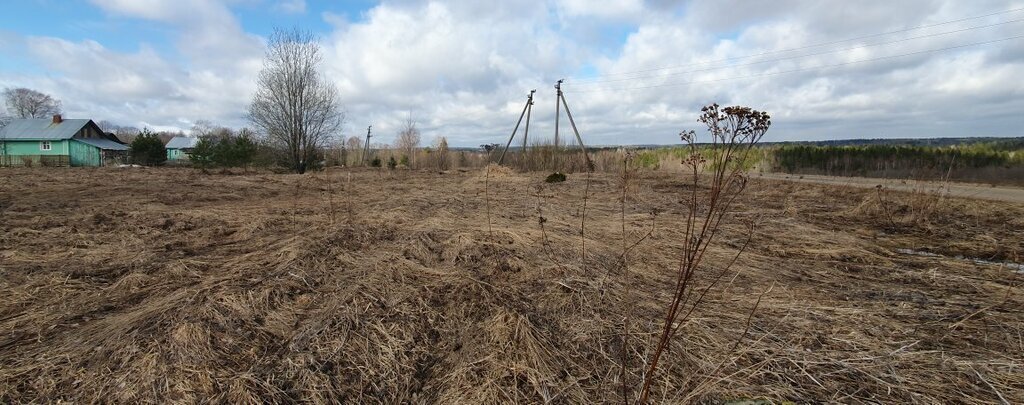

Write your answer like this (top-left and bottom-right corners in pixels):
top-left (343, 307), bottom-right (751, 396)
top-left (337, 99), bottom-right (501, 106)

top-left (0, 1), bottom-right (369, 64)
top-left (1, 0), bottom-right (1022, 146)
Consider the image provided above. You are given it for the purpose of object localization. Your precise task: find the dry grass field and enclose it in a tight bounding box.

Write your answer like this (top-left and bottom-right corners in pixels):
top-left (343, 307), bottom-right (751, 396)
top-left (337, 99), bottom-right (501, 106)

top-left (1, 166), bottom-right (1022, 403)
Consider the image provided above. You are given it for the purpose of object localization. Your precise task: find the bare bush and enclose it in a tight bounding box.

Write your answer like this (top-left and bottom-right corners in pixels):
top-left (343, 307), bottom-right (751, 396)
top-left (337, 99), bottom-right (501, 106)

top-left (875, 181), bottom-right (950, 228)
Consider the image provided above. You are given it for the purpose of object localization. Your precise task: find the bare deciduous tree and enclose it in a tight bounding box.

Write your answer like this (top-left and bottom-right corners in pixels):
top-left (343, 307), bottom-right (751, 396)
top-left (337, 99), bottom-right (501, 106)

top-left (0, 105), bottom-right (9, 162)
top-left (237, 127), bottom-right (256, 139)
top-left (2, 88), bottom-right (62, 119)
top-left (190, 120), bottom-right (218, 138)
top-left (97, 120), bottom-right (115, 133)
top-left (96, 121), bottom-right (142, 143)
top-left (345, 135), bottom-right (363, 165)
top-left (345, 135), bottom-right (363, 153)
top-left (114, 126), bottom-right (141, 144)
top-left (249, 28), bottom-right (344, 174)
top-left (394, 113), bottom-right (420, 165)
top-left (435, 136), bottom-right (450, 170)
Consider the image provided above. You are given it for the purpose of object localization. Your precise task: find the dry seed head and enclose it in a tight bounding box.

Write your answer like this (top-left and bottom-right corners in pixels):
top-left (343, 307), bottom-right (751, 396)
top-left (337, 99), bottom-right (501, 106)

top-left (679, 130), bottom-right (696, 144)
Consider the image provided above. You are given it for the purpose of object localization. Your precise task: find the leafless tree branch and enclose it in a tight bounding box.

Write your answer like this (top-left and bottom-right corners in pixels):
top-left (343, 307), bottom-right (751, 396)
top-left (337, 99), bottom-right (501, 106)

top-left (249, 28), bottom-right (345, 174)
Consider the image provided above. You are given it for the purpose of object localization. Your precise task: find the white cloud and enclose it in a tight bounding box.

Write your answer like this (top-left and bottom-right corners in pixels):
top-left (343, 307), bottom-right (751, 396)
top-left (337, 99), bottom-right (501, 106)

top-left (2, 0), bottom-right (1021, 144)
top-left (0, 0), bottom-right (266, 130)
top-left (558, 0), bottom-right (644, 20)
top-left (322, 11), bottom-right (349, 28)
top-left (88, 0), bottom-right (191, 22)
top-left (90, 0), bottom-right (264, 68)
top-left (276, 0), bottom-right (307, 14)
top-left (318, 1), bottom-right (583, 145)
top-left (557, 0), bottom-right (1024, 142)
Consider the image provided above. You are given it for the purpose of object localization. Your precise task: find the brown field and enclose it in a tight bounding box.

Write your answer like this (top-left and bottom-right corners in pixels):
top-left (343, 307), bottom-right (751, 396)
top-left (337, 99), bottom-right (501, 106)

top-left (1, 166), bottom-right (1022, 403)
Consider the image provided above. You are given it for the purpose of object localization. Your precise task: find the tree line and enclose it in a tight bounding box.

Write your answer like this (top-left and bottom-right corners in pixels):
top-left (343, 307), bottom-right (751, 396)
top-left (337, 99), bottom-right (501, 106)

top-left (771, 143), bottom-right (1024, 174)
top-left (763, 142), bottom-right (1024, 185)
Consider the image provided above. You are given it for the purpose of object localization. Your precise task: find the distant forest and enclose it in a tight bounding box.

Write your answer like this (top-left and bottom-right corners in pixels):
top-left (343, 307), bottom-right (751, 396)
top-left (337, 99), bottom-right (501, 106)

top-left (614, 137), bottom-right (1024, 186)
top-left (764, 137), bottom-right (1024, 186)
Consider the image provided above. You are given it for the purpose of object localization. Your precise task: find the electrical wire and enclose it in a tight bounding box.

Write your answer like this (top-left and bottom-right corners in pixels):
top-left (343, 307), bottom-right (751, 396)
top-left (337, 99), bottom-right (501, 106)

top-left (565, 35), bottom-right (1023, 94)
top-left (568, 7), bottom-right (1024, 82)
top-left (568, 18), bottom-right (1023, 86)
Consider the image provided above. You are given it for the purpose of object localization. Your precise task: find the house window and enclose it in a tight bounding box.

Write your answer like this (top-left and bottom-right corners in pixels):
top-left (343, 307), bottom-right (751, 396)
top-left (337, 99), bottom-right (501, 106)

top-left (40, 141), bottom-right (52, 151)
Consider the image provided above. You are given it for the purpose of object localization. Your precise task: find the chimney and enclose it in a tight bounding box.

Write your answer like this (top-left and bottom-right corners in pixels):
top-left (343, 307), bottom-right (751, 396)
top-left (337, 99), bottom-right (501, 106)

top-left (52, 114), bottom-right (62, 124)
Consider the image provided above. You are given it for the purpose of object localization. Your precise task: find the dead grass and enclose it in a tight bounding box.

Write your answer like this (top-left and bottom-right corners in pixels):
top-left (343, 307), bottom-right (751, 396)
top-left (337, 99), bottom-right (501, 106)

top-left (0, 167), bottom-right (1021, 403)
top-left (867, 176), bottom-right (952, 230)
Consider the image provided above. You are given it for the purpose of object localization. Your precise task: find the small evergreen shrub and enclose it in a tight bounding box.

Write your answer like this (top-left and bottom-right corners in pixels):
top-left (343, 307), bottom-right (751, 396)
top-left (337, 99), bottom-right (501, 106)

top-left (130, 130), bottom-right (167, 166)
top-left (190, 137), bottom-right (216, 170)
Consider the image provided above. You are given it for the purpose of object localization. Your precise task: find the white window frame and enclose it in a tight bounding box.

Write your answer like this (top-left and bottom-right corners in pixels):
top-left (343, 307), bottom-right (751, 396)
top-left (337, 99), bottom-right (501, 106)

top-left (40, 141), bottom-right (52, 151)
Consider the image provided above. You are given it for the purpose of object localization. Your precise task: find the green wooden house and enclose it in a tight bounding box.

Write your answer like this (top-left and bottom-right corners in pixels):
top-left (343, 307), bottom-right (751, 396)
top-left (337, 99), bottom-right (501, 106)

top-left (0, 115), bottom-right (128, 167)
top-left (165, 136), bottom-right (198, 161)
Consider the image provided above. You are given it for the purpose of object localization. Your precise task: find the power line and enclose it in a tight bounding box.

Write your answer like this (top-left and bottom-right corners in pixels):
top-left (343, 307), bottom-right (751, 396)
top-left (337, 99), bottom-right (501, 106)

top-left (569, 18), bottom-right (1024, 86)
top-left (566, 35), bottom-right (1023, 94)
top-left (568, 7), bottom-right (1024, 82)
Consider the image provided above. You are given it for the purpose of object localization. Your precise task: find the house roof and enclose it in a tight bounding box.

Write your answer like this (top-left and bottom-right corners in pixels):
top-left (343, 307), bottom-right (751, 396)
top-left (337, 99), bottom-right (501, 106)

top-left (74, 137), bottom-right (129, 151)
top-left (0, 118), bottom-right (92, 140)
top-left (166, 136), bottom-right (198, 149)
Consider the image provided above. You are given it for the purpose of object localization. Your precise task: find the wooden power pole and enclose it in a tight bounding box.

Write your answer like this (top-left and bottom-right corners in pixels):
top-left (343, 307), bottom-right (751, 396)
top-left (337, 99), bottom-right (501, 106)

top-left (554, 79), bottom-right (562, 149)
top-left (362, 125), bottom-right (372, 165)
top-left (498, 90), bottom-right (535, 165)
top-left (554, 80), bottom-right (593, 171)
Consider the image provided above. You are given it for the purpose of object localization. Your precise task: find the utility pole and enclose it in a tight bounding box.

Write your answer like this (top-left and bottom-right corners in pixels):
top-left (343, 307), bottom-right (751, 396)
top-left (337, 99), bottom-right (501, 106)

top-left (362, 125), bottom-right (372, 165)
top-left (522, 92), bottom-right (532, 150)
top-left (498, 89), bottom-right (535, 165)
top-left (561, 87), bottom-right (593, 169)
top-left (554, 79), bottom-right (563, 149)
top-left (553, 80), bottom-right (593, 171)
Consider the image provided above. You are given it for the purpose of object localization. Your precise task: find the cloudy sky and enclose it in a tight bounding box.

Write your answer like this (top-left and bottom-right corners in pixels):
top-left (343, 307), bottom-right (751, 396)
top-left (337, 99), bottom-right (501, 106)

top-left (0, 0), bottom-right (1022, 146)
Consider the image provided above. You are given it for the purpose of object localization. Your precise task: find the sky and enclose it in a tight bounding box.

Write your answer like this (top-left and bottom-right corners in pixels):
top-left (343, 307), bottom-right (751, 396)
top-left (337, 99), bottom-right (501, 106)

top-left (0, 0), bottom-right (1022, 147)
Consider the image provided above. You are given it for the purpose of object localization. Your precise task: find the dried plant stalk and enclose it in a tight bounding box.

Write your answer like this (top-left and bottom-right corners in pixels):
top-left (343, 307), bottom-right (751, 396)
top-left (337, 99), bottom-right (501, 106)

top-left (485, 165), bottom-right (493, 237)
top-left (637, 104), bottom-right (771, 403)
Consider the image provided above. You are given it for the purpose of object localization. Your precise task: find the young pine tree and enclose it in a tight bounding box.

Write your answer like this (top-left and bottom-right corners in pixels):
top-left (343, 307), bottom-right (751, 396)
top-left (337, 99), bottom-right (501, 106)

top-left (190, 136), bottom-right (217, 170)
top-left (130, 130), bottom-right (167, 166)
